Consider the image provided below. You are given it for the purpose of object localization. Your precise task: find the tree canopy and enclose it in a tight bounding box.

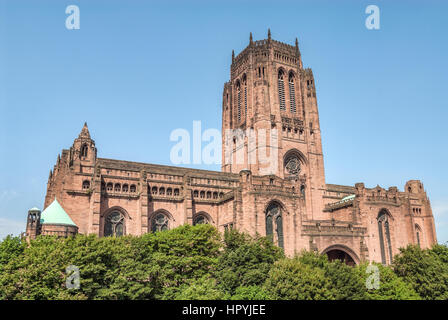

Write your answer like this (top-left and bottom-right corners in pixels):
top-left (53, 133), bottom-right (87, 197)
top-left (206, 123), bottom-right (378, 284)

top-left (0, 225), bottom-right (444, 300)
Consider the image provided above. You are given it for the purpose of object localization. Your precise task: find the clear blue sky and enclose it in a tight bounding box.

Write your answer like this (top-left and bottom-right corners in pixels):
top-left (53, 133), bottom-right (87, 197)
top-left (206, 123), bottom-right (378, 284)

top-left (0, 0), bottom-right (447, 243)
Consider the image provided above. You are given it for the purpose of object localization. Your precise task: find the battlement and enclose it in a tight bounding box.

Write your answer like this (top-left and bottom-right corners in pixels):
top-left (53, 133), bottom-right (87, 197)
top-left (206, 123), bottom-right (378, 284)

top-left (231, 30), bottom-right (301, 75)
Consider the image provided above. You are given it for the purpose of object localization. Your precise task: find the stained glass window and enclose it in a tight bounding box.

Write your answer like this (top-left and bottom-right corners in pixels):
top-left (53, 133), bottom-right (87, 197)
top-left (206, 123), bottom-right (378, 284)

top-left (151, 213), bottom-right (169, 232)
top-left (104, 211), bottom-right (125, 237)
top-left (266, 203), bottom-right (284, 248)
top-left (194, 215), bottom-right (209, 225)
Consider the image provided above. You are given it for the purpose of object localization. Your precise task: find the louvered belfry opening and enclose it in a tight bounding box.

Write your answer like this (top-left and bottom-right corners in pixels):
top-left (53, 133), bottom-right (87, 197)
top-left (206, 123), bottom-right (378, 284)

top-left (278, 70), bottom-right (286, 111)
top-left (289, 72), bottom-right (296, 113)
top-left (236, 81), bottom-right (241, 122)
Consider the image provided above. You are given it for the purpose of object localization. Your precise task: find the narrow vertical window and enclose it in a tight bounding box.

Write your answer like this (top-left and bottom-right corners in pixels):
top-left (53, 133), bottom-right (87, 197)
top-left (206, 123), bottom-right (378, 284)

top-left (378, 210), bottom-right (393, 264)
top-left (384, 219), bottom-right (393, 263)
top-left (266, 202), bottom-right (284, 249)
top-left (81, 144), bottom-right (88, 157)
top-left (266, 214), bottom-right (273, 241)
top-left (278, 70), bottom-right (286, 111)
top-left (289, 73), bottom-right (296, 113)
top-left (276, 214), bottom-right (284, 249)
top-left (242, 74), bottom-right (247, 120)
top-left (415, 224), bottom-right (422, 247)
top-left (244, 86), bottom-right (247, 118)
top-left (378, 218), bottom-right (386, 264)
top-left (236, 81), bottom-right (241, 122)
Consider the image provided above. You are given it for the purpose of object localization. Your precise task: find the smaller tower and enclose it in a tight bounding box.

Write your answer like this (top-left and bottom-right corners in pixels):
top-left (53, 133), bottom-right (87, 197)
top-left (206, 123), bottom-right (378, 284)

top-left (26, 207), bottom-right (41, 239)
top-left (71, 122), bottom-right (97, 171)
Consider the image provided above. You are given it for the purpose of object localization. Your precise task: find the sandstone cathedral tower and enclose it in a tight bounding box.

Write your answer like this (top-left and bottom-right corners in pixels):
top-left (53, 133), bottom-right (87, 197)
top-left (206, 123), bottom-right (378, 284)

top-left (26, 31), bottom-right (437, 265)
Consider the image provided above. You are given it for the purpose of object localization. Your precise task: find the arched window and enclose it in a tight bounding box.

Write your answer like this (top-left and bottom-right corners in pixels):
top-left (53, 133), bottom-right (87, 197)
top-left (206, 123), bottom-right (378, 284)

top-left (200, 191), bottom-right (205, 199)
top-left (415, 224), bottom-right (422, 247)
top-left (122, 184), bottom-right (129, 192)
top-left (300, 185), bottom-right (306, 199)
top-left (151, 212), bottom-right (169, 232)
top-left (193, 190), bottom-right (199, 198)
top-left (166, 188), bottom-right (172, 196)
top-left (219, 192), bottom-right (224, 198)
top-left (194, 214), bottom-right (209, 225)
top-left (288, 72), bottom-right (296, 113)
top-left (206, 191), bottom-right (211, 199)
top-left (213, 192), bottom-right (218, 199)
top-left (106, 183), bottom-right (113, 192)
top-left (174, 188), bottom-right (179, 196)
top-left (81, 144), bottom-right (88, 158)
top-left (82, 180), bottom-right (90, 190)
top-left (104, 211), bottom-right (125, 237)
top-left (236, 81), bottom-right (241, 122)
top-left (152, 186), bottom-right (158, 195)
top-left (278, 70), bottom-right (286, 111)
top-left (378, 210), bottom-right (393, 264)
top-left (130, 185), bottom-right (136, 193)
top-left (114, 183), bottom-right (121, 192)
top-left (266, 202), bottom-right (284, 249)
top-left (159, 187), bottom-right (165, 195)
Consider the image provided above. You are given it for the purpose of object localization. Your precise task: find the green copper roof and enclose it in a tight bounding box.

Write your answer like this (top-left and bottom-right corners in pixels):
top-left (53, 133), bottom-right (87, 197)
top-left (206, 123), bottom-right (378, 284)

top-left (40, 199), bottom-right (77, 226)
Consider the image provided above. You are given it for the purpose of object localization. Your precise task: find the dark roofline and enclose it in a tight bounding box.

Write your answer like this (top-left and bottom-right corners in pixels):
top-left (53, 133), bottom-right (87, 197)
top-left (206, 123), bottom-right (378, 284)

top-left (97, 158), bottom-right (240, 180)
top-left (325, 183), bottom-right (356, 193)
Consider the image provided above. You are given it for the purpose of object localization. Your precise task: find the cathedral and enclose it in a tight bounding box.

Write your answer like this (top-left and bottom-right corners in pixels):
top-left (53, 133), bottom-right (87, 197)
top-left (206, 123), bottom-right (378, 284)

top-left (26, 31), bottom-right (437, 265)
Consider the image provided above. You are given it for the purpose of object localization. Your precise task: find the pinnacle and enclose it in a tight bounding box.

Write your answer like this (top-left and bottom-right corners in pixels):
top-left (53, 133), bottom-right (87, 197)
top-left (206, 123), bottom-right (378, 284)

top-left (78, 122), bottom-right (91, 139)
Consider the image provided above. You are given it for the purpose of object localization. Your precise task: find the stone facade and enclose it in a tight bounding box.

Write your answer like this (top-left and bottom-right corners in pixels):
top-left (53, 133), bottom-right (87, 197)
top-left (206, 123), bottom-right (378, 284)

top-left (30, 32), bottom-right (437, 265)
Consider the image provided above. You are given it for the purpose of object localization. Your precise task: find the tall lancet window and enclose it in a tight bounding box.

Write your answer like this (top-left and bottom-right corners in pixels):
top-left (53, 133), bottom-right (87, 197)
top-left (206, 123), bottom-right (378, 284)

top-left (377, 210), bottom-right (393, 264)
top-left (242, 74), bottom-right (247, 120)
top-left (81, 144), bottom-right (88, 158)
top-left (289, 72), bottom-right (296, 113)
top-left (415, 224), bottom-right (422, 247)
top-left (236, 81), bottom-right (241, 122)
top-left (266, 202), bottom-right (284, 249)
top-left (278, 70), bottom-right (286, 111)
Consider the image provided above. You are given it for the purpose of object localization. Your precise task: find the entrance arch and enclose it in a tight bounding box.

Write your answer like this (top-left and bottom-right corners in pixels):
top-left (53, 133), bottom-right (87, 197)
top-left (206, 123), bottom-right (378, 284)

top-left (321, 245), bottom-right (359, 266)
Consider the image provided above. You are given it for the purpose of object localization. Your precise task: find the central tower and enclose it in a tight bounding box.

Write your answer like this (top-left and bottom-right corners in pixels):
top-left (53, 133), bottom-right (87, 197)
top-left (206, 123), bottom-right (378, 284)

top-left (222, 30), bottom-right (325, 218)
top-left (221, 30), bottom-right (327, 218)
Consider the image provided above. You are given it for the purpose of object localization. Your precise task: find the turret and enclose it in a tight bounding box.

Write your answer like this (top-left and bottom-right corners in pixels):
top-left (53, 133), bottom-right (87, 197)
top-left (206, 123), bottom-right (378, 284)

top-left (26, 207), bottom-right (41, 239)
top-left (70, 122), bottom-right (97, 171)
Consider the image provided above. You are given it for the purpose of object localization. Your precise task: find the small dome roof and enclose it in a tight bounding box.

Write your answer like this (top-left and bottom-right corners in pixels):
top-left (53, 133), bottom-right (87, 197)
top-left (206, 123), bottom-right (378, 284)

top-left (40, 199), bottom-right (77, 227)
top-left (29, 207), bottom-right (40, 212)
